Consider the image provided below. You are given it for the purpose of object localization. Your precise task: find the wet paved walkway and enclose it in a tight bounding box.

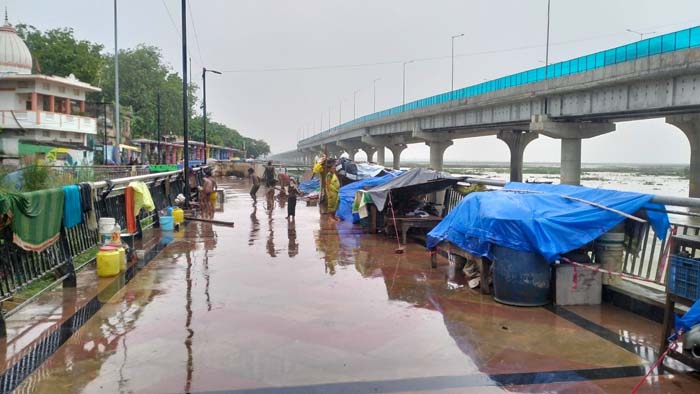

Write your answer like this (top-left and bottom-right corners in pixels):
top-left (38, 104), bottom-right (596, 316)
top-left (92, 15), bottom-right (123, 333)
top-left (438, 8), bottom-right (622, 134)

top-left (11, 179), bottom-right (700, 393)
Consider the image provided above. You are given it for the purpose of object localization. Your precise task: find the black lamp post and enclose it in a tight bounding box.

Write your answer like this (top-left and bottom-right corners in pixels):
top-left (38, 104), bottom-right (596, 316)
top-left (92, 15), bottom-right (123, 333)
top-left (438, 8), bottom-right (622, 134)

top-left (202, 67), bottom-right (222, 162)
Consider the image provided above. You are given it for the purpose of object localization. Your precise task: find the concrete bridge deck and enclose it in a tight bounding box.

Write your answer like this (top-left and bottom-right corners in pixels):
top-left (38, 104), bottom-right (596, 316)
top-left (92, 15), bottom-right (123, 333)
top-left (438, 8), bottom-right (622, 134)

top-left (5, 178), bottom-right (700, 393)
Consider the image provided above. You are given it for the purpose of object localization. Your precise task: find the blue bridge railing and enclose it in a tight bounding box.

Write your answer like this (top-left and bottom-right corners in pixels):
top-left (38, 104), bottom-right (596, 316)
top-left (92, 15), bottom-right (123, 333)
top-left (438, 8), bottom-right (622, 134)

top-left (301, 26), bottom-right (700, 145)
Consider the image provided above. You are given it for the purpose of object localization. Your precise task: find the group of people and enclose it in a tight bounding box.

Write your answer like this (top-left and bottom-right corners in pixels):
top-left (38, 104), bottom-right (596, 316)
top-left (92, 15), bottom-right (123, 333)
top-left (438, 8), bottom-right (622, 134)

top-left (248, 161), bottom-right (302, 220)
top-left (247, 157), bottom-right (342, 222)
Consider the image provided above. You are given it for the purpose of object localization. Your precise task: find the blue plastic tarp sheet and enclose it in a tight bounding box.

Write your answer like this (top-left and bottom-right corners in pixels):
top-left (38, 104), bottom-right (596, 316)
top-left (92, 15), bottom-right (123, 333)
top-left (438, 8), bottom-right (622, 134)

top-left (299, 178), bottom-right (320, 194)
top-left (676, 298), bottom-right (700, 334)
top-left (427, 182), bottom-right (670, 262)
top-left (337, 171), bottom-right (403, 223)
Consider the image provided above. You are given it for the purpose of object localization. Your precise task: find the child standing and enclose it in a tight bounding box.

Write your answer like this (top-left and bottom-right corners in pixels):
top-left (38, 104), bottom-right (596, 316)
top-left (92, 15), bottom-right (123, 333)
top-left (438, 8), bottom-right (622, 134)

top-left (286, 178), bottom-right (301, 221)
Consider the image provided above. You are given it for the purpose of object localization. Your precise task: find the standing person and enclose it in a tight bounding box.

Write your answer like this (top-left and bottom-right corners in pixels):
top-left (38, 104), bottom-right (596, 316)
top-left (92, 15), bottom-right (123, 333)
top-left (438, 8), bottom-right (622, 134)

top-left (200, 168), bottom-right (217, 218)
top-left (263, 161), bottom-right (276, 202)
top-left (325, 162), bottom-right (340, 220)
top-left (286, 178), bottom-right (301, 221)
top-left (248, 167), bottom-right (260, 203)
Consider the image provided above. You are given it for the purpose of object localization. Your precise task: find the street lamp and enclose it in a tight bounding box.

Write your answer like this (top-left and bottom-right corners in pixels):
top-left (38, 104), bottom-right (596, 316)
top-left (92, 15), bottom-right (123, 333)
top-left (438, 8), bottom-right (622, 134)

top-left (451, 33), bottom-right (464, 98)
top-left (353, 89), bottom-right (360, 120)
top-left (402, 60), bottom-right (414, 107)
top-left (626, 28), bottom-right (656, 40)
top-left (373, 78), bottom-right (380, 112)
top-left (202, 67), bottom-right (222, 162)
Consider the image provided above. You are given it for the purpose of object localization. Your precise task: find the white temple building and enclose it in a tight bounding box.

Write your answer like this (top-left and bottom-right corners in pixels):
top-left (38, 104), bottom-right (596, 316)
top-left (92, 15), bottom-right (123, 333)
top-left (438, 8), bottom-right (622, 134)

top-left (0, 13), bottom-right (101, 166)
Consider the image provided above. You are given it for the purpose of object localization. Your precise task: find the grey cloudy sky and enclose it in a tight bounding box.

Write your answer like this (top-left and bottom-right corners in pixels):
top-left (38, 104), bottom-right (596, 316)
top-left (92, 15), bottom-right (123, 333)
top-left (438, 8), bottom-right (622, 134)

top-left (9, 0), bottom-right (700, 163)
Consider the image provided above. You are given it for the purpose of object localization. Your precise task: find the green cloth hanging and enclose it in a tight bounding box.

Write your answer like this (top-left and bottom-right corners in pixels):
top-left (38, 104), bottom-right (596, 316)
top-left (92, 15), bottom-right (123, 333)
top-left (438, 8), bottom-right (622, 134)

top-left (12, 188), bottom-right (64, 252)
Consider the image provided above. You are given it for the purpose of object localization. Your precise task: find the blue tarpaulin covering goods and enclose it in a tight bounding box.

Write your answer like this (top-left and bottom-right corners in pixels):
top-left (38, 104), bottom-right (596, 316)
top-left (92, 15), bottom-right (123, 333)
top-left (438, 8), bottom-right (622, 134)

top-left (298, 178), bottom-right (320, 194)
top-left (336, 171), bottom-right (403, 223)
top-left (676, 298), bottom-right (700, 334)
top-left (427, 182), bottom-right (670, 262)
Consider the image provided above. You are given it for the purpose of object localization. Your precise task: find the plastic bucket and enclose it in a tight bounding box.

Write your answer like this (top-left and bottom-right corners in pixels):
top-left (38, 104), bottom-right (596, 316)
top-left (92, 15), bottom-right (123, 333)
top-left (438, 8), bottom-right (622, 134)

top-left (493, 245), bottom-right (551, 306)
top-left (595, 231), bottom-right (625, 285)
top-left (160, 215), bottom-right (174, 231)
top-left (99, 217), bottom-right (116, 245)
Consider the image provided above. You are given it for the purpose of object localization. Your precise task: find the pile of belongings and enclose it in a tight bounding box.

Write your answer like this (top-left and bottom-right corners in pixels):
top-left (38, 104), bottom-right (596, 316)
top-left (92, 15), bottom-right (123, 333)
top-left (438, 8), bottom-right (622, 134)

top-left (335, 157), bottom-right (385, 182)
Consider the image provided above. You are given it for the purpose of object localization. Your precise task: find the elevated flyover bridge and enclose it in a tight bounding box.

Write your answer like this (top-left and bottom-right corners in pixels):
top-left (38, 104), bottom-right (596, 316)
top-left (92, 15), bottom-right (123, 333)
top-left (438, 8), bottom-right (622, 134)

top-left (279, 27), bottom-right (700, 196)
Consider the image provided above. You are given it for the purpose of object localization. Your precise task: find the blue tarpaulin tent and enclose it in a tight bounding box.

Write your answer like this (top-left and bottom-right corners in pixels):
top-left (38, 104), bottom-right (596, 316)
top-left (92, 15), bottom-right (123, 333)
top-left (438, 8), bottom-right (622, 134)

top-left (427, 182), bottom-right (670, 262)
top-left (336, 171), bottom-right (404, 223)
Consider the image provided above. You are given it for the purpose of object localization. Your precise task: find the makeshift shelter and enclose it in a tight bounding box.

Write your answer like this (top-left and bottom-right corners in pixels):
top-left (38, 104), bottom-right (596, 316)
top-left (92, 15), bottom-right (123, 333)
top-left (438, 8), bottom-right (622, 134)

top-left (361, 168), bottom-right (461, 212)
top-left (336, 171), bottom-right (404, 223)
top-left (427, 182), bottom-right (670, 262)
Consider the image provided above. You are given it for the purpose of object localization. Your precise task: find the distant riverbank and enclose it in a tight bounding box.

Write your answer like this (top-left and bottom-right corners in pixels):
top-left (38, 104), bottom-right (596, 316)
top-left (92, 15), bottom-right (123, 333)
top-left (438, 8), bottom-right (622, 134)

top-left (401, 161), bottom-right (690, 197)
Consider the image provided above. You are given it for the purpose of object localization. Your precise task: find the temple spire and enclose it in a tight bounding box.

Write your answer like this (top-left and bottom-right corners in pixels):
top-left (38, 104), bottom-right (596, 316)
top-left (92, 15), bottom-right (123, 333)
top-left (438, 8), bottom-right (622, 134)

top-left (4, 7), bottom-right (7, 25)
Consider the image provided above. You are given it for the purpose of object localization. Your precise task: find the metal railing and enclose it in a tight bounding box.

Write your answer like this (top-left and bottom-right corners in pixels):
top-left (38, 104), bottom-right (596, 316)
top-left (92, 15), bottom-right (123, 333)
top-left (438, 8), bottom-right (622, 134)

top-left (0, 167), bottom-right (205, 336)
top-left (4, 165), bottom-right (151, 191)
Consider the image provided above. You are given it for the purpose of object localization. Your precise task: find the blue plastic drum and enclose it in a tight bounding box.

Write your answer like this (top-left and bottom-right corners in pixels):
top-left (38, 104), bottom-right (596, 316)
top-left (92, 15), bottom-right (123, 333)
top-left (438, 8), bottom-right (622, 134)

top-left (492, 245), bottom-right (551, 306)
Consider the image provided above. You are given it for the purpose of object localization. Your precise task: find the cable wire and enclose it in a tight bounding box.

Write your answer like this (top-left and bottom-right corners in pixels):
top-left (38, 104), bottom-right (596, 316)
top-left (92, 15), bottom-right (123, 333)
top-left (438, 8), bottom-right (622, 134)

top-left (161, 0), bottom-right (181, 38)
top-left (187, 0), bottom-right (205, 65)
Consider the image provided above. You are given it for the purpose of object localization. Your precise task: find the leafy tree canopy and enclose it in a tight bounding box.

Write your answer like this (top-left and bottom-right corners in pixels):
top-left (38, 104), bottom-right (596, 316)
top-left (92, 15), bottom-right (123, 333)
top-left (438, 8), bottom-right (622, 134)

top-left (15, 24), bottom-right (269, 158)
top-left (16, 24), bottom-right (105, 85)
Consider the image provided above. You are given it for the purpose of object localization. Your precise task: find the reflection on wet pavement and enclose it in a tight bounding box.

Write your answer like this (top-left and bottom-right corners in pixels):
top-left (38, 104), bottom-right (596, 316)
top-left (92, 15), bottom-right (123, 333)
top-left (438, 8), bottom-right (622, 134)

top-left (10, 179), bottom-right (700, 393)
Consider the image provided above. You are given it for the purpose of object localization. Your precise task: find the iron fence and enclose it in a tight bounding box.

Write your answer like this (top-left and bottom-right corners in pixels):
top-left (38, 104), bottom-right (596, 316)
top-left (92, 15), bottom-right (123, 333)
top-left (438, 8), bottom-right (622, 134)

top-left (0, 167), bottom-right (205, 336)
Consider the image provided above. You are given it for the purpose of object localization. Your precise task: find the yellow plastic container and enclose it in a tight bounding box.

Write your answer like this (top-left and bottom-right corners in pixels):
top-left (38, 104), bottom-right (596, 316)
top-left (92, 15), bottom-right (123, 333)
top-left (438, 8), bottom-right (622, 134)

top-left (97, 246), bottom-right (120, 277)
top-left (116, 247), bottom-right (127, 271)
top-left (172, 207), bottom-right (184, 224)
top-left (210, 191), bottom-right (217, 204)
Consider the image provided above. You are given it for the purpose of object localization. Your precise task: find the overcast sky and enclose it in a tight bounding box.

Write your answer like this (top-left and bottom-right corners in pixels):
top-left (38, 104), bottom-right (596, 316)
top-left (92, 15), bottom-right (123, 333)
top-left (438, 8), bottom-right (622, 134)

top-left (8, 0), bottom-right (700, 163)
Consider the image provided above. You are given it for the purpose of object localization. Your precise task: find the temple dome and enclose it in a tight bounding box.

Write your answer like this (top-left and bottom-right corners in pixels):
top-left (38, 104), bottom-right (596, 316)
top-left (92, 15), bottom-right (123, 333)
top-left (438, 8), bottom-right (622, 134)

top-left (0, 17), bottom-right (32, 74)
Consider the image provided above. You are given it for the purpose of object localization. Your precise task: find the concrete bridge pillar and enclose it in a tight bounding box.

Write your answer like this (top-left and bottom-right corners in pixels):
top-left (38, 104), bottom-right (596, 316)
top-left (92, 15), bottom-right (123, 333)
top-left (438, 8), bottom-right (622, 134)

top-left (560, 138), bottom-right (582, 185)
top-left (362, 146), bottom-right (377, 163)
top-left (530, 115), bottom-right (615, 186)
top-left (388, 144), bottom-right (407, 170)
top-left (667, 114), bottom-right (700, 198)
top-left (497, 130), bottom-right (538, 182)
top-left (376, 147), bottom-right (385, 166)
top-left (426, 140), bottom-right (453, 172)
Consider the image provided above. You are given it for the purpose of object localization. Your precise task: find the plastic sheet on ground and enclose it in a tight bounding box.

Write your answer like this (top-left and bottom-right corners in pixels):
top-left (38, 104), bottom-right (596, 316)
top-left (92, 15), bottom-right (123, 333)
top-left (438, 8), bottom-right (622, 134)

top-left (299, 178), bottom-right (320, 194)
top-left (336, 171), bottom-right (403, 223)
top-left (427, 182), bottom-right (670, 262)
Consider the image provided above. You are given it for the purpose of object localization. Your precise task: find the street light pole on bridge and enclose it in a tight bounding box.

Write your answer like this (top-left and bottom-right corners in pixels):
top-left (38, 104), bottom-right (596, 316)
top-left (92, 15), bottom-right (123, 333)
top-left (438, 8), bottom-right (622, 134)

top-left (353, 89), bottom-right (359, 120)
top-left (451, 33), bottom-right (464, 99)
top-left (373, 78), bottom-right (380, 112)
top-left (402, 60), bottom-right (414, 107)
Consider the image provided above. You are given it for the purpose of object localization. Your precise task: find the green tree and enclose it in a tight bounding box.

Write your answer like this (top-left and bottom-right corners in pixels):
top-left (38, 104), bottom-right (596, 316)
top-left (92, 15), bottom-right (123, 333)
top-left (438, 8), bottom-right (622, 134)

top-left (16, 24), bottom-right (105, 85)
top-left (16, 25), bottom-right (270, 153)
top-left (98, 45), bottom-right (198, 139)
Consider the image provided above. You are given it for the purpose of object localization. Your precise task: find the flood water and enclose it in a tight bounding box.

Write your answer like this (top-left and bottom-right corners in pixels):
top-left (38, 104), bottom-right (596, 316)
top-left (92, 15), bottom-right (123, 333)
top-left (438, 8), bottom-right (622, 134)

top-left (12, 178), bottom-right (700, 393)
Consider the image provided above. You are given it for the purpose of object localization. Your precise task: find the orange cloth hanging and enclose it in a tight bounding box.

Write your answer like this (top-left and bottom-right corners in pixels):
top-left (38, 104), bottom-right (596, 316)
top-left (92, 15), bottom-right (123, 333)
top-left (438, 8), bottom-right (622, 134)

top-left (125, 186), bottom-right (137, 233)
